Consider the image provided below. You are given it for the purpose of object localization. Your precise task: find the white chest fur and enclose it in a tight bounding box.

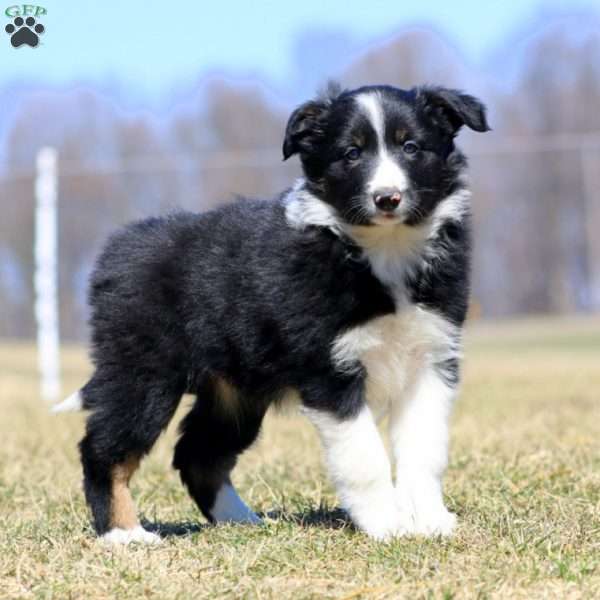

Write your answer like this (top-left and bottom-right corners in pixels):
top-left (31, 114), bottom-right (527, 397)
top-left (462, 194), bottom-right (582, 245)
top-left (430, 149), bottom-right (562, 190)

top-left (331, 305), bottom-right (460, 417)
top-left (328, 195), bottom-right (465, 416)
top-left (284, 182), bottom-right (468, 415)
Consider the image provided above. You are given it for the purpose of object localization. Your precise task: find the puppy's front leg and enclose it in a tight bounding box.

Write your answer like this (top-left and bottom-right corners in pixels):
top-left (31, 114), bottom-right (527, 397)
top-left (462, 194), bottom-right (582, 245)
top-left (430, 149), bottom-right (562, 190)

top-left (303, 384), bottom-right (406, 540)
top-left (389, 362), bottom-right (458, 536)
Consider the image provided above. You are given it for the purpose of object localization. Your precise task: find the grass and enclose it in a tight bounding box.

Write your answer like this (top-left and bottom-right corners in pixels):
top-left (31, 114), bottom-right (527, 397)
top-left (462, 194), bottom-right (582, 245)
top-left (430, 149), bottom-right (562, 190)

top-left (1, 316), bottom-right (599, 599)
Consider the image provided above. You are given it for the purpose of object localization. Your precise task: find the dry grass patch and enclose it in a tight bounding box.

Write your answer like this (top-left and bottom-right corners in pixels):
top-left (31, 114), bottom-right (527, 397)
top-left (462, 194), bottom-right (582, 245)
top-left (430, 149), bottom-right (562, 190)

top-left (1, 317), bottom-right (599, 598)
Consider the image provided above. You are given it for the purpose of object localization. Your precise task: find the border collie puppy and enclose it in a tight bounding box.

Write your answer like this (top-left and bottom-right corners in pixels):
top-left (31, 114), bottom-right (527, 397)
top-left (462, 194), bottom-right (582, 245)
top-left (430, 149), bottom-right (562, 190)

top-left (55, 83), bottom-right (489, 544)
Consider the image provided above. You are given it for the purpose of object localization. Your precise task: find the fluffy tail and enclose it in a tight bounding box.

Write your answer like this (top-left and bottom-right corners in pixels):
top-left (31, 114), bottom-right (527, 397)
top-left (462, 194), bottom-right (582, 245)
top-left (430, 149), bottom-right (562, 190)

top-left (51, 390), bottom-right (83, 413)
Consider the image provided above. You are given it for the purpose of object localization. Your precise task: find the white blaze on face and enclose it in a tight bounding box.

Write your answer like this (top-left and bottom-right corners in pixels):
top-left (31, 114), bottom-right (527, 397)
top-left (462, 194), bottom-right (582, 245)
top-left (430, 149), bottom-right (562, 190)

top-left (356, 93), bottom-right (409, 195)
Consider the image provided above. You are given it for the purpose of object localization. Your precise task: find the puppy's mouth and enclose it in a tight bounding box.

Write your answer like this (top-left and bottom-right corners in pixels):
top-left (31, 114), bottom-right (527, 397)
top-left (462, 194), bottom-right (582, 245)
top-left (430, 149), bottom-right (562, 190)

top-left (371, 211), bottom-right (403, 225)
top-left (370, 200), bottom-right (414, 226)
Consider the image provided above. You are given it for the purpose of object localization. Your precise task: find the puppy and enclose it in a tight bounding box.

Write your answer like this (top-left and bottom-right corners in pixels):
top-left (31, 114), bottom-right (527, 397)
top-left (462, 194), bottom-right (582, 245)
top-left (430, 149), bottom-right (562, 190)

top-left (55, 83), bottom-right (489, 544)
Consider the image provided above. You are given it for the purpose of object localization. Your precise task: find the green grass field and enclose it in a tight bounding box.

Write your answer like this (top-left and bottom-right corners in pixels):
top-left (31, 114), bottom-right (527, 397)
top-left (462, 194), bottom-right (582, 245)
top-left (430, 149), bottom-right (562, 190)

top-left (1, 316), bottom-right (599, 599)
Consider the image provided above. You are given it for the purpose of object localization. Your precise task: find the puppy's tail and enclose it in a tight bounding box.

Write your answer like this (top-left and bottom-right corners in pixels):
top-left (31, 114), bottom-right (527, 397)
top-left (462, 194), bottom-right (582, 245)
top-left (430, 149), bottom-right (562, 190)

top-left (51, 390), bottom-right (84, 413)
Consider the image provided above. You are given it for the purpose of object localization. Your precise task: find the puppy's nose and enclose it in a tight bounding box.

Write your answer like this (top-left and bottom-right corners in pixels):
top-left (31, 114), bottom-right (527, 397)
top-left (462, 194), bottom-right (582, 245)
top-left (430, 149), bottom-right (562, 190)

top-left (373, 188), bottom-right (402, 212)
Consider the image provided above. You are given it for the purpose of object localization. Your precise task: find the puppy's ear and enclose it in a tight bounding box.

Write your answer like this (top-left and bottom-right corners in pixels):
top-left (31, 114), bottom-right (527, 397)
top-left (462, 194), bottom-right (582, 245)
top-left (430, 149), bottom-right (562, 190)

top-left (282, 100), bottom-right (330, 160)
top-left (418, 87), bottom-right (490, 135)
top-left (283, 82), bottom-right (344, 160)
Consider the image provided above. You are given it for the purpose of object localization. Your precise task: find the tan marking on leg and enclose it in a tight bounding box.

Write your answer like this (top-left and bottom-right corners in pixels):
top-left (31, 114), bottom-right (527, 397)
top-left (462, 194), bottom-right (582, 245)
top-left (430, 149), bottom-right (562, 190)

top-left (214, 377), bottom-right (239, 416)
top-left (110, 456), bottom-right (140, 530)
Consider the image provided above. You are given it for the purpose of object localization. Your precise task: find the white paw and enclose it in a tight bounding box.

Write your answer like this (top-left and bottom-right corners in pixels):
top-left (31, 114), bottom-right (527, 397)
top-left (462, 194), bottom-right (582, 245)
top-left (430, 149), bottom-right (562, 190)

top-left (395, 492), bottom-right (457, 537)
top-left (101, 525), bottom-right (162, 545)
top-left (395, 475), bottom-right (457, 537)
top-left (350, 498), bottom-right (411, 541)
top-left (211, 484), bottom-right (263, 525)
top-left (411, 505), bottom-right (457, 536)
top-left (215, 510), bottom-right (263, 526)
top-left (242, 511), bottom-right (263, 525)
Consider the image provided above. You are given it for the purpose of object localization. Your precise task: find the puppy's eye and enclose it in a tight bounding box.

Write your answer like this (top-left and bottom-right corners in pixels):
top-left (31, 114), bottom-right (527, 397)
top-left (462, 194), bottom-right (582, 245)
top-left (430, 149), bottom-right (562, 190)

top-left (403, 141), bottom-right (420, 155)
top-left (344, 147), bottom-right (362, 161)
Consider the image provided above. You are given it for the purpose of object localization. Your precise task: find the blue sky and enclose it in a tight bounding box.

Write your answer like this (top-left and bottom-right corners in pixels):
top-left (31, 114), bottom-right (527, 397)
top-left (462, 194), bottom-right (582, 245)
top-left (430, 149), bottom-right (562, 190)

top-left (0, 0), bottom-right (598, 103)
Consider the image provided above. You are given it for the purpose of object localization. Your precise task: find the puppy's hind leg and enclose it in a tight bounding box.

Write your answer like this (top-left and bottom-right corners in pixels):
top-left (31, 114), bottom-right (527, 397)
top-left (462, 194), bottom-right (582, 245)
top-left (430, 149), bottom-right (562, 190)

top-left (79, 375), bottom-right (184, 544)
top-left (97, 455), bottom-right (161, 546)
top-left (173, 377), bottom-right (265, 525)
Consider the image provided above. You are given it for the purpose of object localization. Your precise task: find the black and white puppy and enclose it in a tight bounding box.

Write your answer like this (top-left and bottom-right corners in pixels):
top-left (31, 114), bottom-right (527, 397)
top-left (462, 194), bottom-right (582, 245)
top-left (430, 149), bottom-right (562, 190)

top-left (55, 84), bottom-right (489, 544)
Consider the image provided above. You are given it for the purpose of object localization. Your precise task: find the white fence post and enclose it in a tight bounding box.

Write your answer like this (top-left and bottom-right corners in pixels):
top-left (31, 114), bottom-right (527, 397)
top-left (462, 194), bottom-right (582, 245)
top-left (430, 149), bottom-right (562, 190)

top-left (581, 147), bottom-right (600, 310)
top-left (34, 147), bottom-right (60, 401)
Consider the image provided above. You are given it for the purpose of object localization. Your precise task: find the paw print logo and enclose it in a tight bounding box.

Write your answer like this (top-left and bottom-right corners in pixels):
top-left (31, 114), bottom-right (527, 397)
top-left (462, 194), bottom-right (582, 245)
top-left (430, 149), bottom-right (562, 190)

top-left (5, 16), bottom-right (45, 48)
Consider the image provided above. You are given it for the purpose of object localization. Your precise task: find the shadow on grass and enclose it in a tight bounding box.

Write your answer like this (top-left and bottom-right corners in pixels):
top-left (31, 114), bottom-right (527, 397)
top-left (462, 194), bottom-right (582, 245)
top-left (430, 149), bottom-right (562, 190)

top-left (142, 520), bottom-right (206, 537)
top-left (264, 506), bottom-right (353, 530)
top-left (140, 506), bottom-right (353, 539)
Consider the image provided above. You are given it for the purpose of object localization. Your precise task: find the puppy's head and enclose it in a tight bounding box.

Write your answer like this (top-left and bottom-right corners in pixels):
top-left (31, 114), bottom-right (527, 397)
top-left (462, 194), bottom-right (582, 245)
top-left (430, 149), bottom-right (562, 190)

top-left (283, 84), bottom-right (490, 227)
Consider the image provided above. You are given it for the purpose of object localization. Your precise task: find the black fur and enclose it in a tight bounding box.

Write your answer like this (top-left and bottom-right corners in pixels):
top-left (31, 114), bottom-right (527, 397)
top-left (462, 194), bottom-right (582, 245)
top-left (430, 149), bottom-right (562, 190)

top-left (172, 377), bottom-right (268, 522)
top-left (77, 84), bottom-right (489, 535)
top-left (282, 85), bottom-right (488, 227)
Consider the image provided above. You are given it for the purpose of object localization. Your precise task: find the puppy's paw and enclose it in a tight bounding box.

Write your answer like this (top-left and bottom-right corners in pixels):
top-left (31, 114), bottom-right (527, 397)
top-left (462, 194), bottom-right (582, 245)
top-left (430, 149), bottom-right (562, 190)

top-left (395, 492), bottom-right (457, 537)
top-left (411, 505), bottom-right (457, 536)
top-left (211, 484), bottom-right (263, 525)
top-left (101, 525), bottom-right (162, 546)
top-left (351, 499), bottom-right (410, 541)
top-left (395, 476), bottom-right (457, 537)
top-left (215, 511), bottom-right (263, 526)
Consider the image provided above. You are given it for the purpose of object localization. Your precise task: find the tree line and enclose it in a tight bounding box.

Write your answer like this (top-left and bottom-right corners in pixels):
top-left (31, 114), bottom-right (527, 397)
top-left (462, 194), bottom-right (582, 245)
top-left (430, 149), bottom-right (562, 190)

top-left (1, 13), bottom-right (599, 340)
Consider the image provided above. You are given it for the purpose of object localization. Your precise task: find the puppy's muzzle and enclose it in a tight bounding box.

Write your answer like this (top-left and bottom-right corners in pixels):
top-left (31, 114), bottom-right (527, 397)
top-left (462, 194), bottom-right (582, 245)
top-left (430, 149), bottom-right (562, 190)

top-left (373, 188), bottom-right (402, 213)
